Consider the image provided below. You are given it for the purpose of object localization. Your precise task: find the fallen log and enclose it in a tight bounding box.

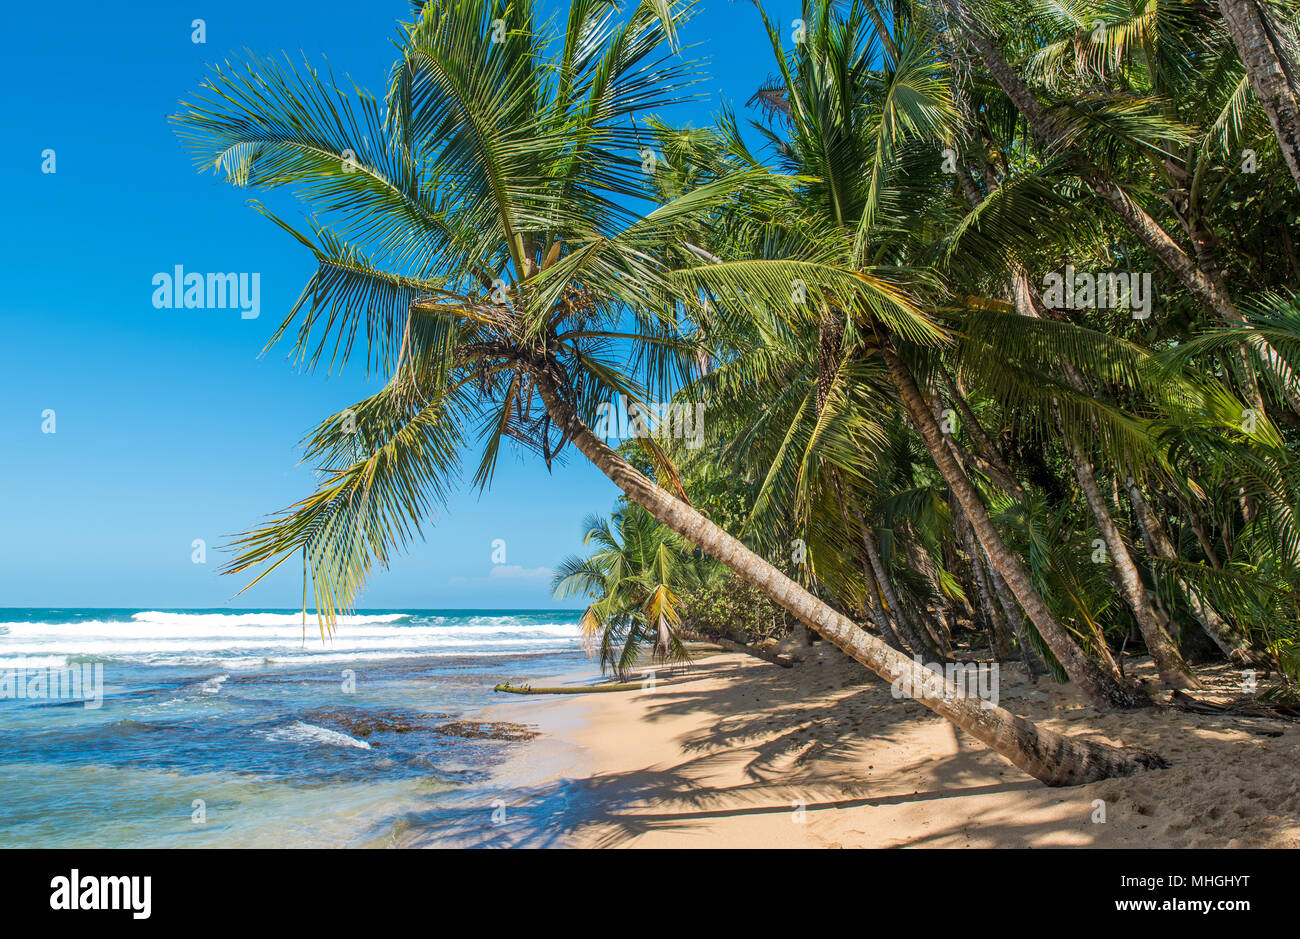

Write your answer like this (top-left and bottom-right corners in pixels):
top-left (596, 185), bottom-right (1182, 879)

top-left (494, 681), bottom-right (649, 695)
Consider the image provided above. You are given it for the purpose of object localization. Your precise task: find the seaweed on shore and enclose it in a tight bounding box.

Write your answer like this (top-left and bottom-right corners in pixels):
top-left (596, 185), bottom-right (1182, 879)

top-left (433, 720), bottom-right (541, 742)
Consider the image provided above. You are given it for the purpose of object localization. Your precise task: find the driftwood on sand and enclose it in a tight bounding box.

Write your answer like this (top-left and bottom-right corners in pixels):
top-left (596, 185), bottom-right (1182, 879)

top-left (494, 681), bottom-right (650, 695)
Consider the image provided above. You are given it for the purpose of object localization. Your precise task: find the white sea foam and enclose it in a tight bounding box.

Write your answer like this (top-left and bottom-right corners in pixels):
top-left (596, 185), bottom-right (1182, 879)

top-left (198, 675), bottom-right (229, 695)
top-left (131, 611), bottom-right (409, 627)
top-left (0, 611), bottom-right (582, 670)
top-left (263, 721), bottom-right (372, 750)
top-left (0, 655), bottom-right (68, 670)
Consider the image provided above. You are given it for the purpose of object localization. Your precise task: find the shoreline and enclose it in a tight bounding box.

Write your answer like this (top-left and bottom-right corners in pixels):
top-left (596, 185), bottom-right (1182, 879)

top-left (391, 660), bottom-right (605, 847)
top-left (404, 645), bottom-right (1300, 848)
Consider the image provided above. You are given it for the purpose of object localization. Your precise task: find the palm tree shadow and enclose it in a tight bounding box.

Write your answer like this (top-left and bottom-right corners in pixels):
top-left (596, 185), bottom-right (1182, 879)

top-left (388, 650), bottom-right (1060, 847)
top-left (386, 756), bottom-right (1047, 848)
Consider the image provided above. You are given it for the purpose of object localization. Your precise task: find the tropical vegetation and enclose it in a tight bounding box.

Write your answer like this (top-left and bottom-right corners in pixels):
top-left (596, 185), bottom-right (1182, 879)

top-left (172, 0), bottom-right (1300, 785)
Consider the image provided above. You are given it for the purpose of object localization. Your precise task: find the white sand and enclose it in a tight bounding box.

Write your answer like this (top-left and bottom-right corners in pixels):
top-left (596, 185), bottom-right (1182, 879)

top-left (451, 646), bottom-right (1300, 848)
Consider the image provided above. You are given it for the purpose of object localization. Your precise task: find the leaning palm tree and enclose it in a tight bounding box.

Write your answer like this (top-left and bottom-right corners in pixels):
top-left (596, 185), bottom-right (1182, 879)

top-left (715, 0), bottom-right (1154, 707)
top-left (552, 502), bottom-right (698, 680)
top-left (929, 0), bottom-right (1295, 672)
top-left (927, 0), bottom-right (1300, 418)
top-left (171, 0), bottom-right (1164, 783)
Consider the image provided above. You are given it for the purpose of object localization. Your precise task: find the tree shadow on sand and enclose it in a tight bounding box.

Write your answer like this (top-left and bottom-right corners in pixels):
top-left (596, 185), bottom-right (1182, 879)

top-left (382, 650), bottom-right (1072, 847)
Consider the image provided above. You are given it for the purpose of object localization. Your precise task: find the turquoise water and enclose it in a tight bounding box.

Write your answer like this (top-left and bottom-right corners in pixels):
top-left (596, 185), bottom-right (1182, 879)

top-left (0, 609), bottom-right (589, 847)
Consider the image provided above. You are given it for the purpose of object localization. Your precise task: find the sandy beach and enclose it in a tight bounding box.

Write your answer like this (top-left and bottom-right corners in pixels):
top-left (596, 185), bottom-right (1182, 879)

top-left (409, 646), bottom-right (1300, 848)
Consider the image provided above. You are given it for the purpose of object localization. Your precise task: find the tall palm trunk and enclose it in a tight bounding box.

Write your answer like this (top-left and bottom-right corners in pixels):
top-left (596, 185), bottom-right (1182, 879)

top-left (951, 493), bottom-right (1014, 658)
top-left (529, 367), bottom-right (1165, 784)
top-left (1009, 268), bottom-right (1199, 689)
top-left (1219, 0), bottom-right (1300, 194)
top-left (861, 522), bottom-right (944, 660)
top-left (878, 343), bottom-right (1146, 709)
top-left (1068, 438), bottom-right (1201, 689)
top-left (1127, 479), bottom-right (1262, 665)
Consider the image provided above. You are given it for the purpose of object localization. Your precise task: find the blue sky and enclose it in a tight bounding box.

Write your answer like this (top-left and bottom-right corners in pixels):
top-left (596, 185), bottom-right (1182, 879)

top-left (0, 0), bottom-right (789, 610)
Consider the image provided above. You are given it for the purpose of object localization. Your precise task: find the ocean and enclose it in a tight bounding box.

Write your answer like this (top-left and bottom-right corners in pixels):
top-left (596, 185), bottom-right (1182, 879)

top-left (0, 609), bottom-right (591, 847)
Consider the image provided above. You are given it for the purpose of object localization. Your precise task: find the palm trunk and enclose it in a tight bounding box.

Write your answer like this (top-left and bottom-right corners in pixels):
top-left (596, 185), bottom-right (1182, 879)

top-left (1219, 0), bottom-right (1300, 194)
top-left (530, 366), bottom-right (1165, 784)
top-left (835, 485), bottom-right (907, 650)
top-left (1127, 479), bottom-right (1262, 665)
top-left (1068, 438), bottom-right (1201, 689)
top-left (861, 524), bottom-right (945, 660)
top-left (878, 343), bottom-right (1146, 709)
top-left (940, 0), bottom-right (1298, 411)
top-left (937, 366), bottom-right (1024, 500)
top-left (953, 495), bottom-right (1014, 658)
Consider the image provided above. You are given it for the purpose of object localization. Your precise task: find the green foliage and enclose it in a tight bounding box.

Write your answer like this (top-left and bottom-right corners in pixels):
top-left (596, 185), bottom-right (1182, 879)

top-left (552, 502), bottom-right (702, 679)
top-left (177, 0), bottom-right (1300, 695)
top-left (676, 569), bottom-right (797, 643)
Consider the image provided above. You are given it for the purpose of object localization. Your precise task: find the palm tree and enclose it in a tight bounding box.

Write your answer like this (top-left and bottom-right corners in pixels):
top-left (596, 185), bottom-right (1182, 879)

top-left (552, 503), bottom-right (698, 680)
top-left (171, 0), bottom-right (1166, 783)
top-left (928, 0), bottom-right (1296, 675)
top-left (1217, 0), bottom-right (1300, 193)
top-left (928, 0), bottom-right (1300, 418)
top-left (762, 0), bottom-right (1300, 694)
top-left (707, 0), bottom-right (1153, 707)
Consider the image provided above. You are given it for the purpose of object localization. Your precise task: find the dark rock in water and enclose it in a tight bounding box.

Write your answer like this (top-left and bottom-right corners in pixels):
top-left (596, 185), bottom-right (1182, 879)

top-left (301, 706), bottom-right (441, 738)
top-left (433, 721), bottom-right (541, 742)
top-left (300, 707), bottom-right (539, 742)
